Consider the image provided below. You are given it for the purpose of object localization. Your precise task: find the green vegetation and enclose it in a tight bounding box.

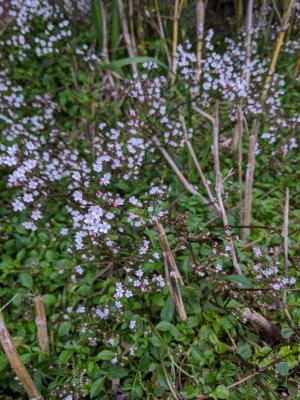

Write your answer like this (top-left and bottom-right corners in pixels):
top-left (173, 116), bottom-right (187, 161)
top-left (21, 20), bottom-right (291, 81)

top-left (0, 1), bottom-right (300, 399)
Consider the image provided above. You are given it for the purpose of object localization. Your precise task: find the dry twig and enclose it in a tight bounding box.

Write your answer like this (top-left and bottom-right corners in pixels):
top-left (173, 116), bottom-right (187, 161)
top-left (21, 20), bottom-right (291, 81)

top-left (117, 0), bottom-right (137, 73)
top-left (152, 134), bottom-right (208, 203)
top-left (180, 115), bottom-right (220, 212)
top-left (33, 296), bottom-right (49, 354)
top-left (0, 309), bottom-right (44, 400)
top-left (263, 0), bottom-right (296, 98)
top-left (212, 102), bottom-right (243, 275)
top-left (155, 222), bottom-right (187, 321)
top-left (241, 121), bottom-right (260, 239)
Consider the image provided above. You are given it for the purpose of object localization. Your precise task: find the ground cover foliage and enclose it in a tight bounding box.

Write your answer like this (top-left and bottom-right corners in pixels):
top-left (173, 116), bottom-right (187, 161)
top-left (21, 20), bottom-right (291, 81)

top-left (0, 0), bottom-right (300, 399)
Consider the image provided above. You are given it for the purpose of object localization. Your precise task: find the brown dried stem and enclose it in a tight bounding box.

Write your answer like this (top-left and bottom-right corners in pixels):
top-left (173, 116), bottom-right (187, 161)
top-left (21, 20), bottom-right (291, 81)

top-left (117, 0), bottom-right (137, 73)
top-left (212, 102), bottom-right (242, 275)
top-left (196, 0), bottom-right (205, 64)
top-left (241, 121), bottom-right (260, 240)
top-left (33, 296), bottom-right (49, 354)
top-left (241, 308), bottom-right (282, 338)
top-left (263, 0), bottom-right (296, 98)
top-left (0, 309), bottom-right (44, 400)
top-left (155, 222), bottom-right (187, 321)
top-left (154, 0), bottom-right (171, 68)
top-left (152, 134), bottom-right (209, 203)
top-left (171, 0), bottom-right (185, 78)
top-left (180, 115), bottom-right (220, 212)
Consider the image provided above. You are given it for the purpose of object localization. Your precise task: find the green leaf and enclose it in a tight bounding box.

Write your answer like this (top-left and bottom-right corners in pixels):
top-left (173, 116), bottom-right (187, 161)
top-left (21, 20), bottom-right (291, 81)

top-left (110, 0), bottom-right (119, 57)
top-left (276, 362), bottom-right (289, 376)
top-left (226, 274), bottom-right (254, 289)
top-left (90, 377), bottom-right (105, 398)
top-left (281, 322), bottom-right (293, 339)
top-left (58, 350), bottom-right (73, 364)
top-left (58, 321), bottom-right (71, 336)
top-left (43, 294), bottom-right (57, 305)
top-left (19, 273), bottom-right (33, 289)
top-left (91, 0), bottom-right (102, 49)
top-left (107, 365), bottom-right (128, 379)
top-left (160, 296), bottom-right (175, 322)
top-left (96, 350), bottom-right (115, 361)
top-left (212, 384), bottom-right (229, 399)
top-left (186, 316), bottom-right (200, 328)
top-left (100, 57), bottom-right (169, 72)
top-left (0, 355), bottom-right (8, 372)
top-left (237, 343), bottom-right (252, 360)
top-left (156, 321), bottom-right (174, 332)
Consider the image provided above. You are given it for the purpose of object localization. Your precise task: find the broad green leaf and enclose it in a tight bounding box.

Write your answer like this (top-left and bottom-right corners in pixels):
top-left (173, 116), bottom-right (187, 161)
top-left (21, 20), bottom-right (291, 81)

top-left (96, 350), bottom-right (115, 361)
top-left (91, 0), bottom-right (102, 49)
top-left (43, 294), bottom-right (57, 305)
top-left (19, 273), bottom-right (33, 289)
top-left (107, 365), bottom-right (128, 379)
top-left (156, 321), bottom-right (174, 332)
top-left (276, 362), bottom-right (289, 376)
top-left (58, 321), bottom-right (71, 336)
top-left (237, 343), bottom-right (252, 360)
top-left (226, 274), bottom-right (254, 289)
top-left (90, 377), bottom-right (105, 398)
top-left (58, 350), bottom-right (73, 364)
top-left (100, 56), bottom-right (169, 72)
top-left (160, 296), bottom-right (175, 322)
top-left (212, 384), bottom-right (229, 399)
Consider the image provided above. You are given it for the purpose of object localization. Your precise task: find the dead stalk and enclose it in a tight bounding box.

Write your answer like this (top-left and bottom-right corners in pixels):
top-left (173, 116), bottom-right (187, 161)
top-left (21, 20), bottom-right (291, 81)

top-left (194, 105), bottom-right (281, 335)
top-left (241, 308), bottom-right (282, 338)
top-left (0, 309), bottom-right (44, 400)
top-left (241, 121), bottom-right (260, 240)
top-left (235, 0), bottom-right (243, 30)
top-left (238, 108), bottom-right (243, 229)
top-left (160, 353), bottom-right (182, 400)
top-left (294, 49), bottom-right (300, 78)
top-left (180, 115), bottom-right (220, 212)
top-left (212, 102), bottom-right (243, 275)
top-left (155, 222), bottom-right (183, 285)
top-left (232, 0), bottom-right (252, 150)
top-left (282, 188), bottom-right (290, 312)
top-left (283, 188), bottom-right (289, 279)
top-left (244, 0), bottom-right (253, 89)
top-left (152, 134), bottom-right (209, 203)
top-left (33, 296), bottom-right (49, 354)
top-left (128, 0), bottom-right (137, 57)
top-left (155, 222), bottom-right (187, 321)
top-left (196, 0), bottom-right (205, 63)
top-left (171, 0), bottom-right (185, 78)
top-left (154, 0), bottom-right (172, 68)
top-left (263, 0), bottom-right (296, 98)
top-left (117, 0), bottom-right (137, 73)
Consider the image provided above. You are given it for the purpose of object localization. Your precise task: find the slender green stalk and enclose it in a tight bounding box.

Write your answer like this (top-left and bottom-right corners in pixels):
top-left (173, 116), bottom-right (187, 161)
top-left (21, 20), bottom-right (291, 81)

top-left (91, 0), bottom-right (103, 51)
top-left (111, 0), bottom-right (120, 59)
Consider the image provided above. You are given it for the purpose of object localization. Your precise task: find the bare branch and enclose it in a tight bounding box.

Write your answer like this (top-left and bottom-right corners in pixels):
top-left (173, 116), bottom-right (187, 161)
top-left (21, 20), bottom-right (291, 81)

top-left (117, 0), bottom-right (137, 73)
top-left (155, 222), bottom-right (187, 321)
top-left (180, 115), bottom-right (220, 212)
top-left (241, 121), bottom-right (260, 239)
top-left (33, 296), bottom-right (49, 354)
top-left (152, 134), bottom-right (209, 203)
top-left (0, 309), bottom-right (44, 400)
top-left (212, 102), bottom-right (242, 275)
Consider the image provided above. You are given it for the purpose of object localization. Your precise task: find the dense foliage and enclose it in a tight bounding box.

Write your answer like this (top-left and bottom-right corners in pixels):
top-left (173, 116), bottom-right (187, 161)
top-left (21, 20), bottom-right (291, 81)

top-left (0, 1), bottom-right (300, 399)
